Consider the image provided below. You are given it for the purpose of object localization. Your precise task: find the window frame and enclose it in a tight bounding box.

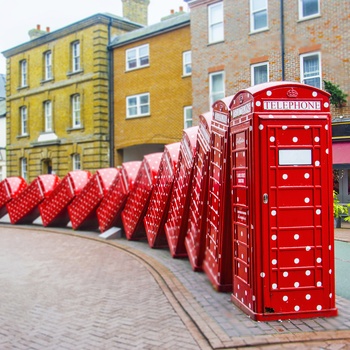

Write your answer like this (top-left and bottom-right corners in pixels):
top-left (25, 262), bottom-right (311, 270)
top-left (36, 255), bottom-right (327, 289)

top-left (72, 153), bottom-right (81, 170)
top-left (71, 94), bottom-right (81, 128)
top-left (126, 93), bottom-right (150, 119)
top-left (44, 51), bottom-right (53, 80)
top-left (44, 100), bottom-right (53, 132)
top-left (300, 52), bottom-right (322, 89)
top-left (183, 51), bottom-right (192, 76)
top-left (299, 0), bottom-right (320, 20)
top-left (251, 61), bottom-right (269, 86)
top-left (209, 71), bottom-right (225, 107)
top-left (20, 106), bottom-right (28, 136)
top-left (21, 157), bottom-right (27, 181)
top-left (126, 44), bottom-right (150, 71)
top-left (71, 41), bottom-right (81, 73)
top-left (208, 2), bottom-right (224, 44)
top-left (250, 0), bottom-right (268, 33)
top-left (184, 106), bottom-right (193, 129)
top-left (20, 60), bottom-right (27, 87)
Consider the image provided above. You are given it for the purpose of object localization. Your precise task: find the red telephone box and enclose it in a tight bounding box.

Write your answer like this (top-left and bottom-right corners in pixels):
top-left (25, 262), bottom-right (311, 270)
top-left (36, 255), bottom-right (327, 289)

top-left (229, 81), bottom-right (337, 321)
top-left (97, 161), bottom-right (141, 233)
top-left (165, 126), bottom-right (198, 258)
top-left (39, 170), bottom-right (91, 227)
top-left (122, 153), bottom-right (163, 241)
top-left (68, 168), bottom-right (118, 230)
top-left (6, 174), bottom-right (60, 224)
top-left (185, 112), bottom-right (212, 271)
top-left (0, 177), bottom-right (27, 219)
top-left (144, 142), bottom-right (181, 248)
top-left (202, 97), bottom-right (234, 292)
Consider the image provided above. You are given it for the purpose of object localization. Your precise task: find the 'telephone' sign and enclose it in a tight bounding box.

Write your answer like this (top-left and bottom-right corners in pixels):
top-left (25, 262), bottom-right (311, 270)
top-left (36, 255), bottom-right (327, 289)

top-left (263, 100), bottom-right (322, 111)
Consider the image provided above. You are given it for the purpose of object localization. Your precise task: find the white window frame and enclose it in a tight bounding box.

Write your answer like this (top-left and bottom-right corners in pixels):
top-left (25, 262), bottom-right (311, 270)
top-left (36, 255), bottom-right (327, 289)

top-left (250, 0), bottom-right (268, 32)
top-left (44, 51), bottom-right (52, 80)
top-left (72, 153), bottom-right (81, 170)
top-left (184, 106), bottom-right (193, 129)
top-left (299, 0), bottom-right (320, 20)
top-left (20, 106), bottom-right (28, 135)
top-left (126, 93), bottom-right (150, 119)
top-left (251, 62), bottom-right (269, 86)
top-left (21, 158), bottom-right (27, 181)
top-left (72, 41), bottom-right (80, 72)
top-left (126, 44), bottom-right (149, 71)
top-left (209, 71), bottom-right (225, 107)
top-left (44, 100), bottom-right (53, 132)
top-left (300, 52), bottom-right (322, 89)
top-left (208, 2), bottom-right (224, 44)
top-left (20, 60), bottom-right (27, 87)
top-left (183, 51), bottom-right (192, 76)
top-left (72, 94), bottom-right (81, 128)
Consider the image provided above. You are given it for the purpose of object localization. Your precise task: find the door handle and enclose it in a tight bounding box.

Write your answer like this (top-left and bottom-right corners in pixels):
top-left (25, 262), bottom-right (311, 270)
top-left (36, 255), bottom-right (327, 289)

top-left (263, 193), bottom-right (268, 204)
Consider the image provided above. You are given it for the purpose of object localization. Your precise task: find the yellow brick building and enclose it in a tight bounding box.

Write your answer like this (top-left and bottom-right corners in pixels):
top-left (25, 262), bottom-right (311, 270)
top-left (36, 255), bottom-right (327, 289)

top-left (2, 14), bottom-right (142, 182)
top-left (110, 12), bottom-right (192, 165)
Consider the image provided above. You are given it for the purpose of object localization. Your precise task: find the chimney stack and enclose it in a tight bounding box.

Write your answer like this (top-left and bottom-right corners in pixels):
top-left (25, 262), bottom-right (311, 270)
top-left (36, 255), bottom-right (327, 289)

top-left (122, 0), bottom-right (150, 26)
top-left (28, 24), bottom-right (49, 40)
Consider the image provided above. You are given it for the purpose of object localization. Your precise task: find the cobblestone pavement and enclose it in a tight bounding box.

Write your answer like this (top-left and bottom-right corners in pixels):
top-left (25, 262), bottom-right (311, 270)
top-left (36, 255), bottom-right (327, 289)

top-left (1, 222), bottom-right (350, 349)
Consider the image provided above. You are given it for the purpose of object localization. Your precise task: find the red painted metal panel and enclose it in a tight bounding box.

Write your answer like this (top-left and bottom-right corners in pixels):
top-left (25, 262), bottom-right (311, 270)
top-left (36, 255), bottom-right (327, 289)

top-left (144, 143), bottom-right (180, 248)
top-left (6, 174), bottom-right (60, 224)
top-left (0, 177), bottom-right (27, 218)
top-left (185, 112), bottom-right (212, 271)
top-left (39, 170), bottom-right (91, 227)
top-left (202, 96), bottom-right (234, 292)
top-left (229, 81), bottom-right (337, 321)
top-left (97, 161), bottom-right (141, 233)
top-left (68, 168), bottom-right (119, 230)
top-left (165, 126), bottom-right (198, 258)
top-left (122, 153), bottom-right (163, 241)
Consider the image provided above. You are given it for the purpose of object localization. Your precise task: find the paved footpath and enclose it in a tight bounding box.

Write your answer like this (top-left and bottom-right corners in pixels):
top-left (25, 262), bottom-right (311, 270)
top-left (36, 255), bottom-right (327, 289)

top-left (1, 223), bottom-right (350, 349)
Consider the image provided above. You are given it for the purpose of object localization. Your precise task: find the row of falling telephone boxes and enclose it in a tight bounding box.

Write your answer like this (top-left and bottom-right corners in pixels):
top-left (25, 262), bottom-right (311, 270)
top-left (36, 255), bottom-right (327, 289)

top-left (0, 82), bottom-right (338, 321)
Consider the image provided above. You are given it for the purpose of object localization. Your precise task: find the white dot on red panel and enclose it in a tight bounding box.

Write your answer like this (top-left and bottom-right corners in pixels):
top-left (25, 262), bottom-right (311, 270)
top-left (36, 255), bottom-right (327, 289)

top-left (272, 234), bottom-right (277, 241)
top-left (304, 125), bottom-right (310, 129)
top-left (270, 136), bottom-right (275, 142)
top-left (259, 124), bottom-right (264, 130)
top-left (293, 137), bottom-right (298, 143)
top-left (294, 305), bottom-right (300, 311)
top-left (326, 148), bottom-right (329, 154)
top-left (282, 126), bottom-right (288, 130)
top-left (252, 295), bottom-right (256, 301)
top-left (316, 257), bottom-right (322, 263)
top-left (325, 125), bottom-right (329, 130)
top-left (271, 210), bottom-right (277, 216)
top-left (294, 258), bottom-right (300, 264)
top-left (266, 90), bottom-right (272, 96)
top-left (316, 209), bottom-right (321, 215)
top-left (272, 259), bottom-right (277, 265)
top-left (305, 270), bottom-right (311, 276)
top-left (317, 281), bottom-right (322, 287)
top-left (314, 136), bottom-right (320, 142)
top-left (306, 294), bottom-right (311, 300)
top-left (282, 174), bottom-right (288, 180)
top-left (272, 283), bottom-right (277, 289)
top-left (329, 245), bottom-right (332, 250)
top-left (294, 234), bottom-right (299, 240)
top-left (304, 173), bottom-right (310, 179)
top-left (283, 296), bottom-right (288, 302)
top-left (260, 272), bottom-right (265, 278)
top-left (304, 197), bottom-right (310, 203)
top-left (306, 246), bottom-right (311, 251)
top-left (256, 101), bottom-right (261, 107)
top-left (294, 282), bottom-right (300, 288)
top-left (329, 269), bottom-right (332, 274)
top-left (317, 305), bottom-right (322, 311)
top-left (324, 102), bottom-right (329, 108)
top-left (315, 160), bottom-right (320, 166)
top-left (283, 271), bottom-right (288, 277)
top-left (268, 114), bottom-right (274, 118)
top-left (329, 293), bottom-right (333, 298)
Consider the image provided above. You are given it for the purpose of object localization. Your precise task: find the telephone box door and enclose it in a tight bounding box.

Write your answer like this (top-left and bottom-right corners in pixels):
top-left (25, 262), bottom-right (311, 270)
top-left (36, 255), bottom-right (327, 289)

top-left (259, 116), bottom-right (337, 319)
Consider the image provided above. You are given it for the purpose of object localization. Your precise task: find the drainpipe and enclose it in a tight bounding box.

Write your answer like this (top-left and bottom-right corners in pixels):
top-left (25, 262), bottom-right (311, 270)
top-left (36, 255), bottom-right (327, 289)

top-left (108, 18), bottom-right (115, 167)
top-left (280, 0), bottom-right (285, 81)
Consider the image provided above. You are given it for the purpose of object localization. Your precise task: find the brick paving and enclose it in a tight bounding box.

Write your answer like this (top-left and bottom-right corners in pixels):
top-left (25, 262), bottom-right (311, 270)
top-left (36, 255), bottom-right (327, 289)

top-left (1, 221), bottom-right (350, 349)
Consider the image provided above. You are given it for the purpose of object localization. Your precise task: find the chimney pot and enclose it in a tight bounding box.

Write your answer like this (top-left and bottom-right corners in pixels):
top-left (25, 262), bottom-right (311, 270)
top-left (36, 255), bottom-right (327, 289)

top-left (46, 27), bottom-right (50, 32)
top-left (37, 24), bottom-right (41, 30)
top-left (170, 9), bottom-right (175, 14)
top-left (180, 6), bottom-right (183, 12)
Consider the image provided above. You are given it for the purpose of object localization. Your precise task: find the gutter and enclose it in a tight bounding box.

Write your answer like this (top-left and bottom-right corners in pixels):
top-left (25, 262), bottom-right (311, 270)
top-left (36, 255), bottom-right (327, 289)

top-left (280, 0), bottom-right (285, 80)
top-left (108, 18), bottom-right (115, 167)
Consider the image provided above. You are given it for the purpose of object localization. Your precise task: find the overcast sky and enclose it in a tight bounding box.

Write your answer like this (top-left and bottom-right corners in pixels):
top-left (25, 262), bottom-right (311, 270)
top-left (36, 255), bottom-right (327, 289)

top-left (0, 0), bottom-right (189, 75)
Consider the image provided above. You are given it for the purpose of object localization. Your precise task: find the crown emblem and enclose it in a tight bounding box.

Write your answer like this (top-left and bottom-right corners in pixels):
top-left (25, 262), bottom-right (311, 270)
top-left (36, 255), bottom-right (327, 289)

top-left (287, 88), bottom-right (298, 98)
